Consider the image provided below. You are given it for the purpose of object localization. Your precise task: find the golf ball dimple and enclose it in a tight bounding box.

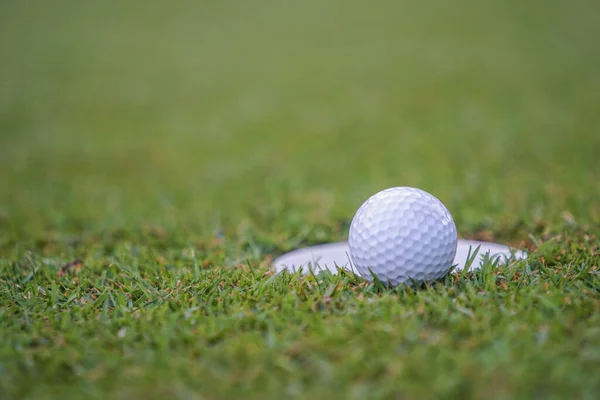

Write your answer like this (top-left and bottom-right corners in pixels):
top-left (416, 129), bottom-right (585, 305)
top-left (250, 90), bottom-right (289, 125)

top-left (348, 187), bottom-right (458, 286)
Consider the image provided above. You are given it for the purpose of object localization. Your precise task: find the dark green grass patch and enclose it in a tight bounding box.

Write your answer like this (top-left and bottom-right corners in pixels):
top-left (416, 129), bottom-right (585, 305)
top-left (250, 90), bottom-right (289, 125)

top-left (1, 0), bottom-right (600, 398)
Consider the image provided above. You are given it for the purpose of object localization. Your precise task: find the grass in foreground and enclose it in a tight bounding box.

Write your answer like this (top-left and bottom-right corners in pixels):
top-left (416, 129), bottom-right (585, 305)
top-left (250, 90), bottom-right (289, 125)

top-left (1, 0), bottom-right (600, 398)
top-left (1, 229), bottom-right (599, 399)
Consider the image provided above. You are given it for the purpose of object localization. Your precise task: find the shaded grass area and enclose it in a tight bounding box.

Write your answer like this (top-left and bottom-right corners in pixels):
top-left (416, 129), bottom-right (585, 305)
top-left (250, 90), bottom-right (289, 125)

top-left (1, 0), bottom-right (600, 398)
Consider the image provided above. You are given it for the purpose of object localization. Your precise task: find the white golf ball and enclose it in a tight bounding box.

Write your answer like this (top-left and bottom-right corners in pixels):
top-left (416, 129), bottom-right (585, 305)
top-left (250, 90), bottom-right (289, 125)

top-left (348, 187), bottom-right (458, 286)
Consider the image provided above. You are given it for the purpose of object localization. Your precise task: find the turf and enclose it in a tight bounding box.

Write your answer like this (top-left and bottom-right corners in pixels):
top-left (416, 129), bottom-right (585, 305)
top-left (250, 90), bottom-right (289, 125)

top-left (1, 0), bottom-right (600, 398)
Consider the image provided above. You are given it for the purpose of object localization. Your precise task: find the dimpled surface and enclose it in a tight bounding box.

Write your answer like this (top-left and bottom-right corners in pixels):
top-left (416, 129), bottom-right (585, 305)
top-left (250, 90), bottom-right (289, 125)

top-left (349, 187), bottom-right (458, 286)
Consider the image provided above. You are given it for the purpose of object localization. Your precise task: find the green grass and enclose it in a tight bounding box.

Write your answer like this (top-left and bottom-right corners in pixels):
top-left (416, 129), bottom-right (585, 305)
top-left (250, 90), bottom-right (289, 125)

top-left (1, 0), bottom-right (600, 398)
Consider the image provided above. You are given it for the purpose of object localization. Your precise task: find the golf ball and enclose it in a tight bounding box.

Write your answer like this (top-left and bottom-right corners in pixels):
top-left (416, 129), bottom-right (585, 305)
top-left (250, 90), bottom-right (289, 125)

top-left (348, 187), bottom-right (458, 286)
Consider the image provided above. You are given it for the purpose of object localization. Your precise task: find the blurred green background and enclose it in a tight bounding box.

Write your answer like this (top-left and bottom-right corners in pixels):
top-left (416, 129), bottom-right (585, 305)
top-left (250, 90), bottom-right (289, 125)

top-left (1, 0), bottom-right (599, 245)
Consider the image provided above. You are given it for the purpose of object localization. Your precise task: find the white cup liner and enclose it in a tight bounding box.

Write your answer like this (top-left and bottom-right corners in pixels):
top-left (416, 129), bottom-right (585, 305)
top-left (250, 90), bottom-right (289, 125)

top-left (272, 240), bottom-right (528, 275)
